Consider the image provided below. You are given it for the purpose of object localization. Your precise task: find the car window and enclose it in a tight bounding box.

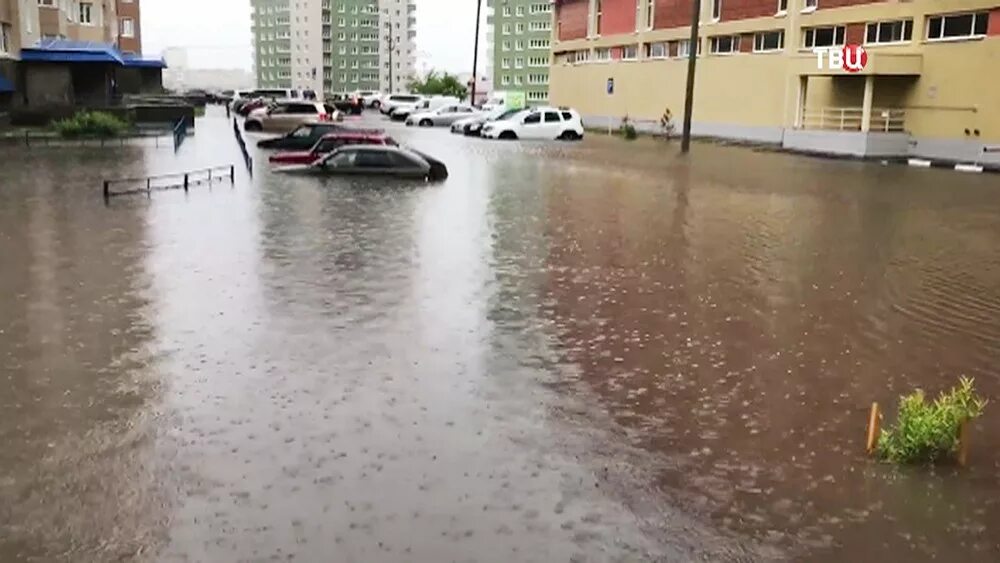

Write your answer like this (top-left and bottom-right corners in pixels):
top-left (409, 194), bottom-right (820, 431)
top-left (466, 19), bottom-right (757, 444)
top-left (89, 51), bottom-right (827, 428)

top-left (561, 112), bottom-right (574, 121)
top-left (323, 150), bottom-right (356, 168)
top-left (290, 103), bottom-right (318, 114)
top-left (389, 152), bottom-right (421, 168)
top-left (523, 113), bottom-right (541, 124)
top-left (458, 107), bottom-right (474, 113)
top-left (291, 126), bottom-right (313, 138)
top-left (544, 111), bottom-right (561, 123)
top-left (315, 139), bottom-right (343, 152)
top-left (355, 151), bottom-right (394, 168)
top-left (270, 104), bottom-right (288, 115)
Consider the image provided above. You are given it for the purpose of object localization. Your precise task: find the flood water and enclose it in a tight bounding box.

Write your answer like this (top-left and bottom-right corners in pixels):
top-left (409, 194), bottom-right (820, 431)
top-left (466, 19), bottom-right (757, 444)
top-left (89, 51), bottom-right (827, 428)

top-left (1, 108), bottom-right (999, 562)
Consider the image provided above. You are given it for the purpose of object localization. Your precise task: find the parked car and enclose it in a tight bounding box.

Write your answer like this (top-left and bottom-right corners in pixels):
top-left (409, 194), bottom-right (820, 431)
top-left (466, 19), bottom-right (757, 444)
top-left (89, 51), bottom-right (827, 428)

top-left (481, 107), bottom-right (585, 141)
top-left (269, 132), bottom-right (398, 165)
top-left (245, 101), bottom-right (341, 133)
top-left (257, 122), bottom-right (356, 150)
top-left (327, 93), bottom-right (364, 115)
top-left (353, 90), bottom-right (382, 108)
top-left (390, 96), bottom-right (459, 121)
top-left (406, 103), bottom-right (479, 127)
top-left (379, 94), bottom-right (424, 115)
top-left (451, 107), bottom-right (526, 136)
top-left (274, 145), bottom-right (448, 181)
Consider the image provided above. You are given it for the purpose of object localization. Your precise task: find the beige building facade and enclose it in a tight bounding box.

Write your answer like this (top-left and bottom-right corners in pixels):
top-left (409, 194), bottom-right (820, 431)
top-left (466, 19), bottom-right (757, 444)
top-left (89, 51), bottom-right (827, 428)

top-left (550, 0), bottom-right (1000, 164)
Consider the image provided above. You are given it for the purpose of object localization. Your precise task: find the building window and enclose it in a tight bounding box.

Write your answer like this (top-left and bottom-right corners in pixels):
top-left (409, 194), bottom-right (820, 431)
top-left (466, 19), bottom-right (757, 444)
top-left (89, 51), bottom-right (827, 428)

top-left (926, 12), bottom-right (989, 41)
top-left (712, 0), bottom-right (721, 21)
top-left (529, 56), bottom-right (548, 66)
top-left (502, 23), bottom-right (511, 34)
top-left (516, 40), bottom-right (524, 50)
top-left (38, 0), bottom-right (55, 6)
top-left (594, 47), bottom-right (611, 61)
top-left (622, 45), bottom-right (638, 60)
top-left (501, 75), bottom-right (510, 86)
top-left (502, 6), bottom-right (511, 16)
top-left (515, 57), bottom-right (524, 69)
top-left (0, 23), bottom-right (10, 53)
top-left (516, 22), bottom-right (525, 33)
top-left (502, 40), bottom-right (510, 51)
top-left (516, 6), bottom-right (524, 16)
top-left (529, 21), bottom-right (551, 31)
top-left (596, 0), bottom-right (603, 34)
top-left (572, 49), bottom-right (590, 63)
top-left (803, 0), bottom-right (817, 10)
top-left (501, 57), bottom-right (511, 69)
top-left (709, 35), bottom-right (740, 54)
top-left (529, 39), bottom-right (550, 49)
top-left (675, 39), bottom-right (694, 57)
top-left (865, 19), bottom-right (913, 44)
top-left (753, 30), bottom-right (784, 52)
top-left (646, 41), bottom-right (667, 58)
top-left (802, 26), bottom-right (845, 48)
top-left (78, 2), bottom-right (94, 25)
top-left (121, 17), bottom-right (135, 38)
top-left (646, 0), bottom-right (654, 29)
top-left (514, 75), bottom-right (523, 85)
top-left (777, 0), bottom-right (787, 14)
top-left (527, 90), bottom-right (548, 101)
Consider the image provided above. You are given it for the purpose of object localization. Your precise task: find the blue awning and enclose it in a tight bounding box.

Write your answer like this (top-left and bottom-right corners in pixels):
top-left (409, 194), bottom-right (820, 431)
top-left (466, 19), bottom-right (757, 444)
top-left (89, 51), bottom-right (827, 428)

top-left (19, 38), bottom-right (124, 64)
top-left (122, 53), bottom-right (167, 69)
top-left (0, 73), bottom-right (14, 93)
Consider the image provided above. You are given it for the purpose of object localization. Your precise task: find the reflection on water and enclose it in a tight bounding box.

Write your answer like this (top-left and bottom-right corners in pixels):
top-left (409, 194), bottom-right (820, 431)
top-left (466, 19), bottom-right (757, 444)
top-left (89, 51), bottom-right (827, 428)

top-left (1, 110), bottom-right (998, 561)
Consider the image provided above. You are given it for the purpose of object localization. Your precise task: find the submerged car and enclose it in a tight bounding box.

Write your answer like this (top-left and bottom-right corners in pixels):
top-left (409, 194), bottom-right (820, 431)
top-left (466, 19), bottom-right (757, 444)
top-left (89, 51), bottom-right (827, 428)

top-left (406, 103), bottom-right (479, 127)
top-left (451, 107), bottom-right (527, 136)
top-left (274, 145), bottom-right (448, 181)
top-left (245, 101), bottom-right (341, 133)
top-left (269, 132), bottom-right (398, 165)
top-left (481, 107), bottom-right (585, 141)
top-left (256, 122), bottom-right (357, 150)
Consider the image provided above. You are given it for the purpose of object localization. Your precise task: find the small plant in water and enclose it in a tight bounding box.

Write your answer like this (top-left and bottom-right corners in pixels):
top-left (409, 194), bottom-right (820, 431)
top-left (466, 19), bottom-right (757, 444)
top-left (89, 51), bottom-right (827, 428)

top-left (877, 377), bottom-right (987, 464)
top-left (620, 115), bottom-right (638, 140)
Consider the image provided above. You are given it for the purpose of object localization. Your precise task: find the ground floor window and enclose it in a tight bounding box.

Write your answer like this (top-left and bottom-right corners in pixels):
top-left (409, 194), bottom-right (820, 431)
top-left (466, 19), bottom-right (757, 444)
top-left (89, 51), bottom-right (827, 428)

top-left (527, 90), bottom-right (548, 101)
top-left (709, 35), bottom-right (740, 55)
top-left (803, 25), bottom-right (845, 48)
top-left (926, 12), bottom-right (988, 41)
top-left (865, 19), bottom-right (913, 44)
top-left (621, 45), bottom-right (638, 60)
top-left (753, 30), bottom-right (784, 52)
top-left (645, 42), bottom-right (667, 58)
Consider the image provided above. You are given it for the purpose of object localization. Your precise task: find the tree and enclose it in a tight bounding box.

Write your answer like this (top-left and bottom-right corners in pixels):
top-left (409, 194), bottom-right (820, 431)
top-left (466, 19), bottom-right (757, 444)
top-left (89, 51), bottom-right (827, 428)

top-left (408, 70), bottom-right (469, 101)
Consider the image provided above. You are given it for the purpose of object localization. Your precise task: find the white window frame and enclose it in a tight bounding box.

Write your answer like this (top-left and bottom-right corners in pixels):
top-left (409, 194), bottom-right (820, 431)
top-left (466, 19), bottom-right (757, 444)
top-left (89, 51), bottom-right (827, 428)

top-left (802, 25), bottom-right (845, 48)
top-left (646, 0), bottom-right (655, 30)
top-left (753, 30), bottom-right (784, 52)
top-left (514, 57), bottom-right (524, 69)
top-left (0, 23), bottom-right (10, 54)
top-left (709, 35), bottom-right (740, 55)
top-left (120, 17), bottom-right (135, 38)
top-left (646, 41), bottom-right (667, 59)
top-left (776, 0), bottom-right (788, 16)
top-left (622, 45), bottom-right (638, 60)
top-left (712, 0), bottom-right (722, 22)
top-left (864, 19), bottom-right (913, 45)
top-left (676, 39), bottom-right (692, 58)
top-left (925, 12), bottom-right (989, 42)
top-left (501, 75), bottom-right (510, 86)
top-left (802, 0), bottom-right (817, 13)
top-left (594, 47), bottom-right (611, 61)
top-left (78, 2), bottom-right (94, 25)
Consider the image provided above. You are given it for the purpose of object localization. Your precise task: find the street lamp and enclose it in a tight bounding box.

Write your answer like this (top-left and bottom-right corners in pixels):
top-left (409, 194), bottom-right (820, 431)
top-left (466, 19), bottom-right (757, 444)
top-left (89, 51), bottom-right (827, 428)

top-left (470, 0), bottom-right (483, 105)
top-left (680, 0), bottom-right (702, 153)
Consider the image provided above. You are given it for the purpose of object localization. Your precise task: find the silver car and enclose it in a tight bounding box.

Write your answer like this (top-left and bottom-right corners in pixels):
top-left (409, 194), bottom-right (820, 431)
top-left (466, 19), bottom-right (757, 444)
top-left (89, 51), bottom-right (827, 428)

top-left (274, 145), bottom-right (448, 181)
top-left (451, 107), bottom-right (527, 136)
top-left (406, 104), bottom-right (480, 127)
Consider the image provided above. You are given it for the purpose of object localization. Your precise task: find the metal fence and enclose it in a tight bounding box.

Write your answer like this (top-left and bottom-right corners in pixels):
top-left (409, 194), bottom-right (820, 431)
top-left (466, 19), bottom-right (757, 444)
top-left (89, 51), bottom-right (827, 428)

top-left (801, 107), bottom-right (906, 133)
top-left (103, 165), bottom-right (235, 202)
top-left (0, 130), bottom-right (175, 148)
top-left (172, 118), bottom-right (188, 151)
top-left (232, 118), bottom-right (253, 175)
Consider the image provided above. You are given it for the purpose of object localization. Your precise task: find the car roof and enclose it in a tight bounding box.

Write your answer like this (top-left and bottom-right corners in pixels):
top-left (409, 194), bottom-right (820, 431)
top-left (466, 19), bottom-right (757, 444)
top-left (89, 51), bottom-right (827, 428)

top-left (320, 131), bottom-right (389, 140)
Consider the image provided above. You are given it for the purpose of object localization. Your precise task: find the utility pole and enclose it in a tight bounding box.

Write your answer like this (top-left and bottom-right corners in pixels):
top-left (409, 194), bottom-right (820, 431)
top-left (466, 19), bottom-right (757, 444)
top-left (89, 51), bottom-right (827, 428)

top-left (680, 0), bottom-right (702, 153)
top-left (470, 0), bottom-right (483, 106)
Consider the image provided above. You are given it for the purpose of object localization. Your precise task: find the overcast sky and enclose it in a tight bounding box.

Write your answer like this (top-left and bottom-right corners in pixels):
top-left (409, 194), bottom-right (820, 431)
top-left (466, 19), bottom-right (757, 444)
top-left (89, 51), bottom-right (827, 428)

top-left (143, 0), bottom-right (483, 74)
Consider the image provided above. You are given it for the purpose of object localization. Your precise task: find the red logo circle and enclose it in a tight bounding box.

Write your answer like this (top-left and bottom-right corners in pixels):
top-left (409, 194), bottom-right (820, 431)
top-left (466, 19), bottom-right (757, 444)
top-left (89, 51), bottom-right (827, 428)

top-left (842, 44), bottom-right (868, 73)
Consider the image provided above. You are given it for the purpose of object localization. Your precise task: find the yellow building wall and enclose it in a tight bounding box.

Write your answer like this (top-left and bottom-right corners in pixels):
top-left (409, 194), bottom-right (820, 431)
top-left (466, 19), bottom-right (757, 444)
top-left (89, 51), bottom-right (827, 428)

top-left (551, 0), bottom-right (1000, 143)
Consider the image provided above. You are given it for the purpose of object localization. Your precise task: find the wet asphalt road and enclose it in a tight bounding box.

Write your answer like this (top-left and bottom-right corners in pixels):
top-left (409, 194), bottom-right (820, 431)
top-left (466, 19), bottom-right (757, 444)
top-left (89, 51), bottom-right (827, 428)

top-left (1, 107), bottom-right (1000, 562)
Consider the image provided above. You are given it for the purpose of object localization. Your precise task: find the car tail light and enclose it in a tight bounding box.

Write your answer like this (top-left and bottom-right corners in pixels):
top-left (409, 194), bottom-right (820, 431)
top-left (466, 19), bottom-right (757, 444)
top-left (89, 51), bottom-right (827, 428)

top-left (318, 113), bottom-right (329, 122)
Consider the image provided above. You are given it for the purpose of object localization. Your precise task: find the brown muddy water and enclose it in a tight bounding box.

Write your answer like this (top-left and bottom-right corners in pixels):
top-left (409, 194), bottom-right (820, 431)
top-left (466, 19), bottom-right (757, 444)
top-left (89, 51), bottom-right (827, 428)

top-left (1, 109), bottom-right (999, 562)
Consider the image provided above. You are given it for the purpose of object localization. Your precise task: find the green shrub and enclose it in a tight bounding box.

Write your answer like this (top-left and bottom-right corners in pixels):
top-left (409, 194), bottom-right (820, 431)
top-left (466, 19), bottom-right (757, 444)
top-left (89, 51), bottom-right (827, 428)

top-left (877, 377), bottom-right (987, 464)
top-left (54, 111), bottom-right (129, 139)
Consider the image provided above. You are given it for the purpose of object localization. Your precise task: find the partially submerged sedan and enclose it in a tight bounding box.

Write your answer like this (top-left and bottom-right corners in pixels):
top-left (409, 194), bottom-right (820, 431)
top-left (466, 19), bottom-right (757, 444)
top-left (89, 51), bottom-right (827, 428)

top-left (274, 145), bottom-right (448, 181)
top-left (269, 132), bottom-right (397, 166)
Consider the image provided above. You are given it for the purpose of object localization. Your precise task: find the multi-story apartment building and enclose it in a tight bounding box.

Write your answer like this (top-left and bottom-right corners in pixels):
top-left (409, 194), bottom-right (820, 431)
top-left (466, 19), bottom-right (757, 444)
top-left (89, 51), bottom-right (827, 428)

top-left (251, 0), bottom-right (416, 95)
top-left (0, 0), bottom-right (141, 56)
top-left (488, 0), bottom-right (553, 103)
top-left (550, 0), bottom-right (1000, 164)
top-left (115, 0), bottom-right (140, 53)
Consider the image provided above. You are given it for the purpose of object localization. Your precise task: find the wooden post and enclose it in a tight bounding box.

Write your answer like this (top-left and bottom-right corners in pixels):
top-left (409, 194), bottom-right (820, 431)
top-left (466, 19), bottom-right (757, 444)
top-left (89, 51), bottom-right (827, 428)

top-left (184, 173), bottom-right (189, 193)
top-left (230, 165), bottom-right (235, 183)
top-left (146, 177), bottom-right (151, 193)
top-left (103, 180), bottom-right (110, 201)
top-left (958, 420), bottom-right (970, 467)
top-left (865, 402), bottom-right (881, 454)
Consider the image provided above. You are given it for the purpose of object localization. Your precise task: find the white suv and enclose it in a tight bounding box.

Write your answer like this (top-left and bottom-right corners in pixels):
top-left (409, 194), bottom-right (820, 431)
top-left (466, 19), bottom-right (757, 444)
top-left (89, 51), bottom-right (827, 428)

top-left (481, 107), bottom-right (584, 141)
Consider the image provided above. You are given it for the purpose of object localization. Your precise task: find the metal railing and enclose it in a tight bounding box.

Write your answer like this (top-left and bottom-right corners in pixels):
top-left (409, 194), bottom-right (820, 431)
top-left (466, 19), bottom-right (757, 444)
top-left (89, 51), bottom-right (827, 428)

top-left (801, 107), bottom-right (906, 133)
top-left (232, 117), bottom-right (253, 175)
top-left (0, 130), bottom-right (176, 148)
top-left (103, 165), bottom-right (235, 202)
top-left (172, 118), bottom-right (188, 151)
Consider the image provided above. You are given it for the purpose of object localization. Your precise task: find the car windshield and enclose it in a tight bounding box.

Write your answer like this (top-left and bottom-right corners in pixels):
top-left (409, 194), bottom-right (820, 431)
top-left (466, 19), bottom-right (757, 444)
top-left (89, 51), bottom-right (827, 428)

top-left (289, 126), bottom-right (312, 138)
top-left (493, 109), bottom-right (522, 121)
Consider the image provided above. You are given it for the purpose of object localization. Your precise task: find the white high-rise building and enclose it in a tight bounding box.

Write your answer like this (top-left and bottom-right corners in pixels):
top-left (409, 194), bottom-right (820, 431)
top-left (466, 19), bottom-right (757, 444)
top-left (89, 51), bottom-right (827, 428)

top-left (251, 0), bottom-right (416, 95)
